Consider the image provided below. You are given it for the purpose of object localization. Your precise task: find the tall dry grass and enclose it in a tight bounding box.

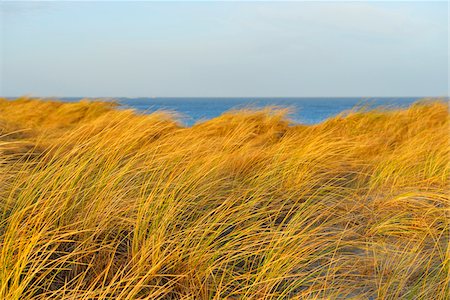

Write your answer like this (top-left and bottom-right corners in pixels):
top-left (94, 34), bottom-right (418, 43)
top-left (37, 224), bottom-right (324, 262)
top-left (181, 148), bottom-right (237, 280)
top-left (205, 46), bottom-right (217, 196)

top-left (0, 97), bottom-right (448, 299)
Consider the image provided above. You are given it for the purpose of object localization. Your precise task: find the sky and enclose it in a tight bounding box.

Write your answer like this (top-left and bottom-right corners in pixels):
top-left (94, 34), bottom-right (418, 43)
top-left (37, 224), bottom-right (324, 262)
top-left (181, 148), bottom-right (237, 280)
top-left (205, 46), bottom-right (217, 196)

top-left (0, 1), bottom-right (448, 97)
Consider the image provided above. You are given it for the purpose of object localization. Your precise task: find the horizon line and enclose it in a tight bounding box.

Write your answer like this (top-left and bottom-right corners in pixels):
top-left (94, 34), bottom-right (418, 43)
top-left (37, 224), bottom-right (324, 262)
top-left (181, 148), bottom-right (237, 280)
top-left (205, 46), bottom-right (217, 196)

top-left (3, 95), bottom-right (448, 99)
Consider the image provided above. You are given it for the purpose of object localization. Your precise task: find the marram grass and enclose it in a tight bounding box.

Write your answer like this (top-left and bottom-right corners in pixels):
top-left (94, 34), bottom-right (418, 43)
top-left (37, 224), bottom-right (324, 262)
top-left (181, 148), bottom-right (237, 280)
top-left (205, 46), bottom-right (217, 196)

top-left (0, 97), bottom-right (448, 299)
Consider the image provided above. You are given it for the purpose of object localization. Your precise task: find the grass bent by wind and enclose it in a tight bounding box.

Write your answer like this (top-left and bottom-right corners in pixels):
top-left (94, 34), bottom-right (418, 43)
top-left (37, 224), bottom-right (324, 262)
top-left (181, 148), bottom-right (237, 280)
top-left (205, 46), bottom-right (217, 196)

top-left (0, 97), bottom-right (448, 299)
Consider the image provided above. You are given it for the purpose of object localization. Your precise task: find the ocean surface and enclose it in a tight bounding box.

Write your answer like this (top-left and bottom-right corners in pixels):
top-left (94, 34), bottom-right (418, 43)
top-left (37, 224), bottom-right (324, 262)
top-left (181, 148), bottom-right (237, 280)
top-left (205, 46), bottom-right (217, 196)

top-left (60, 97), bottom-right (428, 126)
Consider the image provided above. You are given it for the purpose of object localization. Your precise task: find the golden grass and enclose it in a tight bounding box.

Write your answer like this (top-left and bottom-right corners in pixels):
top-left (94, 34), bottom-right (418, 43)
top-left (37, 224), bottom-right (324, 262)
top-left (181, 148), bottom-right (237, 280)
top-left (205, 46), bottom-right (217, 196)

top-left (0, 97), bottom-right (448, 299)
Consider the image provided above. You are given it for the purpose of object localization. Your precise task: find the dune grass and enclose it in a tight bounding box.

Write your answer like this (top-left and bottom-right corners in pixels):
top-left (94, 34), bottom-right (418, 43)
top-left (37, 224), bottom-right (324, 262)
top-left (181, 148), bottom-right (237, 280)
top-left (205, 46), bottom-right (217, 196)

top-left (0, 97), bottom-right (448, 299)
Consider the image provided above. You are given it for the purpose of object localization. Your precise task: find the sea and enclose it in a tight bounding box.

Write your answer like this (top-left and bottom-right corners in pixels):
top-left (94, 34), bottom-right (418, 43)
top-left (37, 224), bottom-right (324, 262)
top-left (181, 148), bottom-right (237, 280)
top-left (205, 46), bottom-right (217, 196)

top-left (58, 97), bottom-right (433, 126)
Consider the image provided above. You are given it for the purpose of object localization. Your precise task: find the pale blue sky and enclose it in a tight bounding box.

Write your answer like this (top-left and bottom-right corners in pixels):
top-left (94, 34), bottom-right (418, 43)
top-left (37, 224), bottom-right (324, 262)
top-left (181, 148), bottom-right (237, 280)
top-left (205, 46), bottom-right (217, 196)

top-left (0, 1), bottom-right (448, 97)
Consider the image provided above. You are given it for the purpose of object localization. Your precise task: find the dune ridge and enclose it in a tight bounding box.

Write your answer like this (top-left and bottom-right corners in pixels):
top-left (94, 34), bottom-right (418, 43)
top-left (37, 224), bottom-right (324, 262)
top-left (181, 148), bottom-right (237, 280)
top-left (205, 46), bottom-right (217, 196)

top-left (0, 97), bottom-right (448, 299)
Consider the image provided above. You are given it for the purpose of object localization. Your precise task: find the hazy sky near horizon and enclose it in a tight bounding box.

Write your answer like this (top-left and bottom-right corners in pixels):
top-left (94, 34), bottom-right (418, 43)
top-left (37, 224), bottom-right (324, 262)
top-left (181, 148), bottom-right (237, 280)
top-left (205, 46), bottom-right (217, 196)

top-left (1, 1), bottom-right (448, 97)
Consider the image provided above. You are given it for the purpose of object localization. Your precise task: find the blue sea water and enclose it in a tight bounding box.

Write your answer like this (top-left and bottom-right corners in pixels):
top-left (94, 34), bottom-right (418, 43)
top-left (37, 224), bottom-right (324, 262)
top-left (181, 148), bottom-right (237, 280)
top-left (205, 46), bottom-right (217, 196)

top-left (62, 97), bottom-right (428, 126)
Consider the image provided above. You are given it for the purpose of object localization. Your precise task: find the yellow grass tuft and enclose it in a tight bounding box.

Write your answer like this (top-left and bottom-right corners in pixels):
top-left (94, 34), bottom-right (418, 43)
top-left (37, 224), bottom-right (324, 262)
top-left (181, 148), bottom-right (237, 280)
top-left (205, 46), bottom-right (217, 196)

top-left (0, 97), bottom-right (448, 299)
